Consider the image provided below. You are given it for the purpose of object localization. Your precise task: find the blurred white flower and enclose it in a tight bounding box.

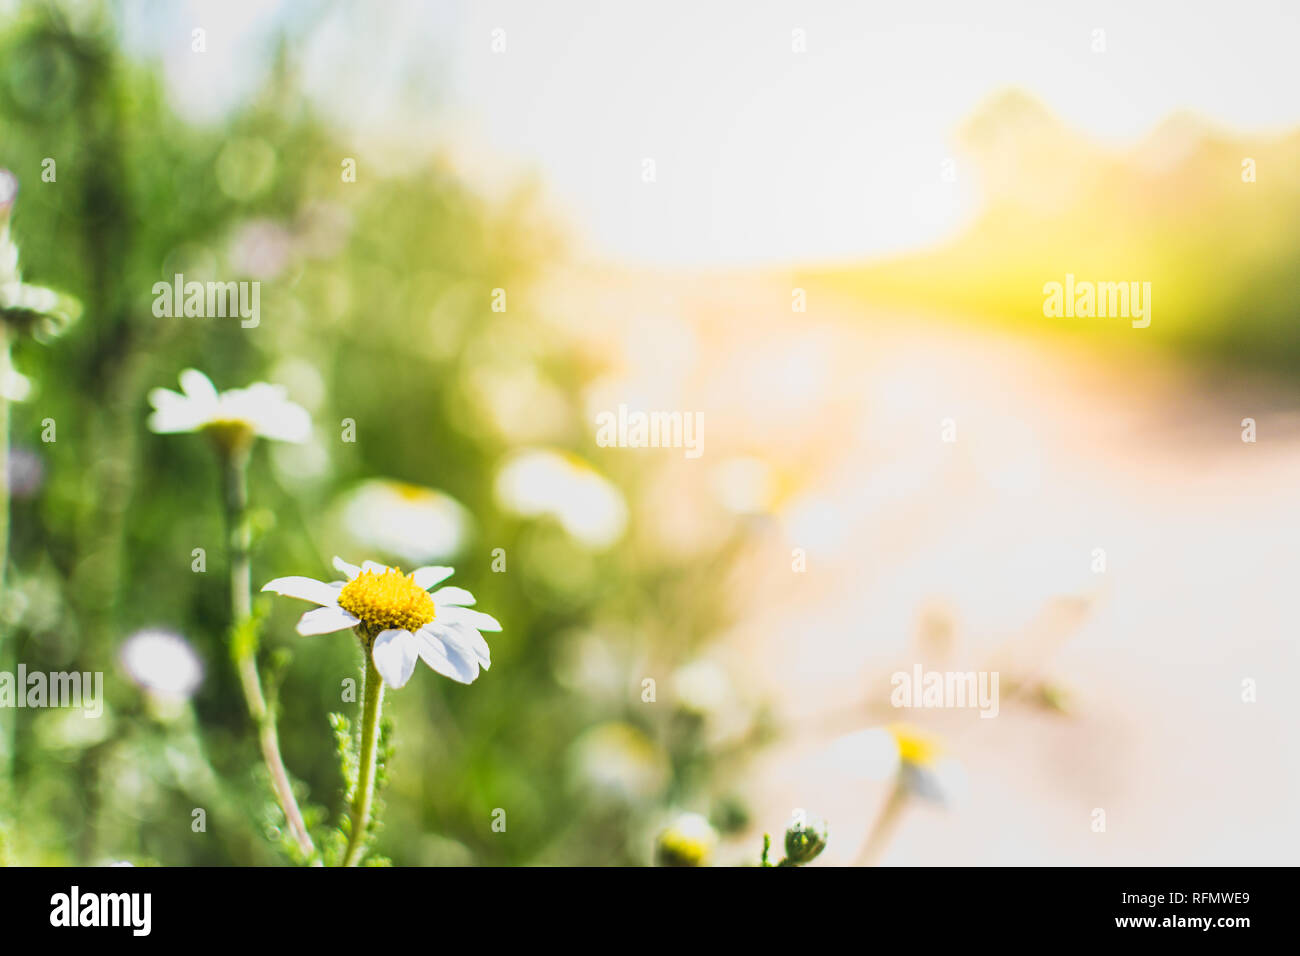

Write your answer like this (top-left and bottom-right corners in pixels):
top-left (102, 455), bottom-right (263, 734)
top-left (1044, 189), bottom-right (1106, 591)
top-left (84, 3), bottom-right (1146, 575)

top-left (571, 722), bottom-right (666, 801)
top-left (829, 723), bottom-right (967, 806)
top-left (495, 449), bottom-right (626, 549)
top-left (148, 368), bottom-right (311, 451)
top-left (2, 168), bottom-right (82, 341)
top-left (553, 630), bottom-right (626, 698)
top-left (0, 359), bottom-right (31, 402)
top-left (262, 557), bottom-right (499, 688)
top-left (672, 656), bottom-right (754, 747)
top-left (672, 658), bottom-right (733, 716)
top-left (0, 168), bottom-right (16, 212)
top-left (900, 753), bottom-right (968, 806)
top-left (7, 446), bottom-right (45, 499)
top-left (119, 629), bottom-right (204, 701)
top-left (339, 480), bottom-right (469, 564)
top-left (655, 812), bottom-right (717, 866)
top-left (885, 723), bottom-right (961, 801)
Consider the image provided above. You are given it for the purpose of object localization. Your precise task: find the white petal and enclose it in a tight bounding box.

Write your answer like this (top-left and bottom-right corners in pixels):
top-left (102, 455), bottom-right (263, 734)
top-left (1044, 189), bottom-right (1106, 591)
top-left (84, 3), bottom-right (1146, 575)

top-left (437, 605), bottom-right (501, 632)
top-left (426, 621), bottom-right (477, 660)
top-left (296, 605), bottom-right (360, 636)
top-left (147, 386), bottom-right (188, 413)
top-left (411, 566), bottom-right (455, 590)
top-left (261, 576), bottom-right (341, 606)
top-left (415, 627), bottom-right (480, 684)
top-left (257, 403), bottom-right (312, 443)
top-left (372, 629), bottom-right (419, 689)
top-left (238, 385), bottom-right (312, 443)
top-left (146, 388), bottom-right (206, 433)
top-left (362, 560), bottom-right (390, 575)
top-left (430, 586), bottom-right (474, 607)
top-left (147, 407), bottom-right (205, 434)
top-left (441, 622), bottom-right (490, 669)
top-left (178, 368), bottom-right (219, 405)
top-left (0, 364), bottom-right (31, 402)
top-left (824, 728), bottom-right (901, 781)
top-left (332, 556), bottom-right (361, 580)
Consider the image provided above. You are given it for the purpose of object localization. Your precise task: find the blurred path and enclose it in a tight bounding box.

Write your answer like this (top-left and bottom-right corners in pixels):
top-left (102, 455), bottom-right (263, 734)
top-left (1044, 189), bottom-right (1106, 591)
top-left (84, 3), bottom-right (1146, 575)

top-left (721, 286), bottom-right (1300, 866)
top-left (558, 269), bottom-right (1300, 865)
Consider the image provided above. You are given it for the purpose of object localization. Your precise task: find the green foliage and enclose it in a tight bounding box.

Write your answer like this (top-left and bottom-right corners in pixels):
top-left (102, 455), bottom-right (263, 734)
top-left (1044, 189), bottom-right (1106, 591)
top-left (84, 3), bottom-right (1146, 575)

top-left (329, 712), bottom-right (355, 796)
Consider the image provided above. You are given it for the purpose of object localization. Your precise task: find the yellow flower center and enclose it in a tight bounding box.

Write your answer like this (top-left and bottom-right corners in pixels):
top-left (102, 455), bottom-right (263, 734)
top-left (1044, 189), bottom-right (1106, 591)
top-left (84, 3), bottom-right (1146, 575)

top-left (202, 419), bottom-right (256, 454)
top-left (887, 723), bottom-right (942, 767)
top-left (656, 829), bottom-right (713, 867)
top-left (336, 567), bottom-right (436, 637)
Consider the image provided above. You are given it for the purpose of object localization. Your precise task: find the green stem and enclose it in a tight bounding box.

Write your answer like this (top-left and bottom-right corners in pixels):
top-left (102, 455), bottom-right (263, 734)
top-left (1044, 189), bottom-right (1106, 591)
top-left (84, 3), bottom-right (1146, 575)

top-left (855, 776), bottom-right (910, 866)
top-left (343, 650), bottom-right (384, 867)
top-left (223, 446), bottom-right (252, 622)
top-left (222, 447), bottom-right (317, 863)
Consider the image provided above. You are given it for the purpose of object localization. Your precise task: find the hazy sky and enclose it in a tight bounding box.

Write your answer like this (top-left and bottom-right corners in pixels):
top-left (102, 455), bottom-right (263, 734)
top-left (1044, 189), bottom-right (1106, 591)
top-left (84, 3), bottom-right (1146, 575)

top-left (133, 0), bottom-right (1300, 266)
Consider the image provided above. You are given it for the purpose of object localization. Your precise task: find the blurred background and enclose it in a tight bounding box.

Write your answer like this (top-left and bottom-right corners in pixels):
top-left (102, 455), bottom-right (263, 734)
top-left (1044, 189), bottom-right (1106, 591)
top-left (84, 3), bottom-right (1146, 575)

top-left (1, 0), bottom-right (1297, 865)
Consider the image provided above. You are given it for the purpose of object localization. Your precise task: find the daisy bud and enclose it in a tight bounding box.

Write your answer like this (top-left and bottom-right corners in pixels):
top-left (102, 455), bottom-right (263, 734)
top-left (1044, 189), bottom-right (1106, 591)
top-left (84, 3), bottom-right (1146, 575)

top-left (783, 811), bottom-right (829, 865)
top-left (655, 812), bottom-right (717, 867)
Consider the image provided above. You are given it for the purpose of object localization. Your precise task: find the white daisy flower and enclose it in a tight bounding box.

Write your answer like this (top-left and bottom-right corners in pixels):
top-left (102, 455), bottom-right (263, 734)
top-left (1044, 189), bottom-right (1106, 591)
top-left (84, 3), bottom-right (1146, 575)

top-left (147, 368), bottom-right (311, 452)
top-left (2, 168), bottom-right (82, 341)
top-left (261, 557), bottom-right (499, 689)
